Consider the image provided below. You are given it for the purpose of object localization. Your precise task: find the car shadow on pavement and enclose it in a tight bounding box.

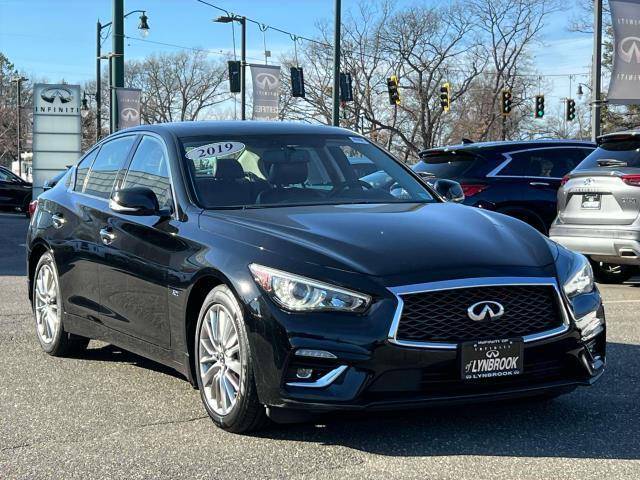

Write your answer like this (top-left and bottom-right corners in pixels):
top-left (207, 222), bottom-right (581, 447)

top-left (74, 343), bottom-right (186, 381)
top-left (254, 341), bottom-right (639, 461)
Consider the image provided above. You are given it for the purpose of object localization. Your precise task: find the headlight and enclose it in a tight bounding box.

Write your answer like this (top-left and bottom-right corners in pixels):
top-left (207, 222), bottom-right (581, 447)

top-left (563, 254), bottom-right (594, 298)
top-left (249, 264), bottom-right (371, 312)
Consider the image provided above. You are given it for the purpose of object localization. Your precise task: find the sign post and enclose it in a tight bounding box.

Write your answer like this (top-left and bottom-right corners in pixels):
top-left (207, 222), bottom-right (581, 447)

top-left (32, 83), bottom-right (82, 196)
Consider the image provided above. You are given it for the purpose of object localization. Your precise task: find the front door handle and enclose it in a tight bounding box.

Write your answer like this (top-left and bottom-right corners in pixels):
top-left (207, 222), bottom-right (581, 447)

top-left (529, 181), bottom-right (550, 187)
top-left (99, 227), bottom-right (115, 245)
top-left (51, 213), bottom-right (65, 229)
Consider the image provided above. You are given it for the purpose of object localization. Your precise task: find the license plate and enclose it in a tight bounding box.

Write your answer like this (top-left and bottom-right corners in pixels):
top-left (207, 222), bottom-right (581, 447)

top-left (581, 193), bottom-right (601, 209)
top-left (461, 338), bottom-right (523, 380)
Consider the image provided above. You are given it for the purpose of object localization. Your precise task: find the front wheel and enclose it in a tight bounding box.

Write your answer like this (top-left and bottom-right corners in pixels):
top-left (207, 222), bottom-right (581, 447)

top-left (33, 252), bottom-right (89, 356)
top-left (590, 260), bottom-right (636, 284)
top-left (195, 285), bottom-right (267, 433)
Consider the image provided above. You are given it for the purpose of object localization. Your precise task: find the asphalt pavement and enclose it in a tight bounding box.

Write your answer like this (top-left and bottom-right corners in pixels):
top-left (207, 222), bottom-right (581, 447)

top-left (1, 212), bottom-right (639, 479)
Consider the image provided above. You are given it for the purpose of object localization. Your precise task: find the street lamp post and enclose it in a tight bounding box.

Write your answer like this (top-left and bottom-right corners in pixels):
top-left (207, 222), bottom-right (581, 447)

top-left (97, 9), bottom-right (149, 137)
top-left (332, 0), bottom-right (341, 127)
top-left (214, 15), bottom-right (247, 120)
top-left (11, 76), bottom-right (28, 178)
top-left (592, 0), bottom-right (603, 141)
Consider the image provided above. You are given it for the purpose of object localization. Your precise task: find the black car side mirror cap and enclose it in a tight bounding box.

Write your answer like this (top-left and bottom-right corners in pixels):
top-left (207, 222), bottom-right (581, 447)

top-left (433, 179), bottom-right (465, 203)
top-left (110, 187), bottom-right (168, 217)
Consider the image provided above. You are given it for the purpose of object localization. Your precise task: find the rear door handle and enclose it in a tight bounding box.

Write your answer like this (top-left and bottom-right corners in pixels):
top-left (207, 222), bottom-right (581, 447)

top-left (99, 227), bottom-right (115, 245)
top-left (51, 213), bottom-right (65, 229)
top-left (529, 182), bottom-right (550, 187)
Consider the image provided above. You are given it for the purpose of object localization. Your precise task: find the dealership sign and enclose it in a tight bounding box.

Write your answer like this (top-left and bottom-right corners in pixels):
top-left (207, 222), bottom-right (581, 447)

top-left (32, 83), bottom-right (82, 195)
top-left (116, 88), bottom-right (142, 130)
top-left (608, 0), bottom-right (640, 104)
top-left (250, 64), bottom-right (281, 120)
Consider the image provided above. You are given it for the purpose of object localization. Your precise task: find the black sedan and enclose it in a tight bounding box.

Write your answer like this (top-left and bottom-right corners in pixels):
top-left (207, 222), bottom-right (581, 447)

top-left (27, 122), bottom-right (605, 432)
top-left (0, 165), bottom-right (31, 213)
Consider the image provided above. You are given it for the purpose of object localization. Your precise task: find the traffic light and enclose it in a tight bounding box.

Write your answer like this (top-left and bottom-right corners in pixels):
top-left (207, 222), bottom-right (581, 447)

top-left (290, 67), bottom-right (305, 98)
top-left (387, 75), bottom-right (401, 105)
top-left (228, 60), bottom-right (241, 93)
top-left (440, 82), bottom-right (451, 112)
top-left (534, 95), bottom-right (545, 119)
top-left (566, 98), bottom-right (576, 121)
top-left (501, 89), bottom-right (513, 115)
top-left (339, 72), bottom-right (353, 102)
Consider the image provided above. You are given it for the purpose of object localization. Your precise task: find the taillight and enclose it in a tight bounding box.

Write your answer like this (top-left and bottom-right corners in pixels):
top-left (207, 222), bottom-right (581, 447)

top-left (560, 175), bottom-right (570, 187)
top-left (28, 200), bottom-right (38, 217)
top-left (460, 183), bottom-right (488, 197)
top-left (622, 174), bottom-right (640, 186)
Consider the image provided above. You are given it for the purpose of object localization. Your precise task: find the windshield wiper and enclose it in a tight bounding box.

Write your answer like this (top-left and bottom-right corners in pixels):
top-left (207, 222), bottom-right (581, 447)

top-left (597, 158), bottom-right (628, 167)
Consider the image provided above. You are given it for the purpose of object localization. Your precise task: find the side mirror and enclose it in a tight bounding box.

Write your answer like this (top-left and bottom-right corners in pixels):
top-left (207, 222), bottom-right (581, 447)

top-left (110, 187), bottom-right (169, 217)
top-left (433, 179), bottom-right (465, 203)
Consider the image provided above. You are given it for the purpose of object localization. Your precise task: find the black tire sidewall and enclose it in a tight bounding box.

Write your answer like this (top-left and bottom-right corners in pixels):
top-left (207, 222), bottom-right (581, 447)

top-left (194, 285), bottom-right (255, 430)
top-left (591, 261), bottom-right (635, 284)
top-left (33, 252), bottom-right (64, 353)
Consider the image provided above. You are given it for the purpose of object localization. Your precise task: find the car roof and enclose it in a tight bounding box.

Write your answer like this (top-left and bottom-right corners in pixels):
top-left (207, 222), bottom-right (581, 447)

top-left (419, 139), bottom-right (595, 158)
top-left (118, 121), bottom-right (359, 138)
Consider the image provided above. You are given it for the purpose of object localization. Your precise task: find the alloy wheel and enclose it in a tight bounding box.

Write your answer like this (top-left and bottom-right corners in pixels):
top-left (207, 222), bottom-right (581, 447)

top-left (198, 303), bottom-right (242, 416)
top-left (34, 264), bottom-right (60, 344)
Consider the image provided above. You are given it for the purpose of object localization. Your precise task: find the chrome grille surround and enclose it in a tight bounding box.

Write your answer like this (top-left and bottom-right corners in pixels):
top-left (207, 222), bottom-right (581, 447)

top-left (387, 277), bottom-right (571, 350)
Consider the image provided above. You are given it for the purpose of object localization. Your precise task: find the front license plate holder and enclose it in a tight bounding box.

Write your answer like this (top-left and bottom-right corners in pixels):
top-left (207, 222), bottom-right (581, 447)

top-left (461, 338), bottom-right (524, 380)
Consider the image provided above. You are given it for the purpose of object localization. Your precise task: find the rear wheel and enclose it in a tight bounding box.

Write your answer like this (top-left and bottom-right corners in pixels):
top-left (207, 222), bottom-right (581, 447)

top-left (33, 252), bottom-right (89, 356)
top-left (590, 260), bottom-right (636, 284)
top-left (195, 285), bottom-right (267, 433)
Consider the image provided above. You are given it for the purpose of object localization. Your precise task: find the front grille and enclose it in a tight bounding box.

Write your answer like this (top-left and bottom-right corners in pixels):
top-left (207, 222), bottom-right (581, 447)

top-left (395, 284), bottom-right (563, 344)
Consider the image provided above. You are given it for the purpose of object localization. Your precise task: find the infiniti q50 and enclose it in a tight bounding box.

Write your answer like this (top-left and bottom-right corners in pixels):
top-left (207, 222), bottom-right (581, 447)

top-left (27, 122), bottom-right (605, 432)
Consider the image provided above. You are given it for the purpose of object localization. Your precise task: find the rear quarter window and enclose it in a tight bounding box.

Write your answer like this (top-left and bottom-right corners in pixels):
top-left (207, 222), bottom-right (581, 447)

top-left (414, 152), bottom-right (481, 178)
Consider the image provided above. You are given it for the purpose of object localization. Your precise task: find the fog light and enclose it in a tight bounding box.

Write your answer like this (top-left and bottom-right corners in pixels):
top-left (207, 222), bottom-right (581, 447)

top-left (296, 368), bottom-right (313, 379)
top-left (575, 311), bottom-right (604, 341)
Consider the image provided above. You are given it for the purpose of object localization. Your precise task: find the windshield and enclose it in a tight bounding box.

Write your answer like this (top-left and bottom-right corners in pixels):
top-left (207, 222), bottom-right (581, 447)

top-left (413, 152), bottom-right (477, 178)
top-left (575, 138), bottom-right (640, 170)
top-left (180, 134), bottom-right (435, 209)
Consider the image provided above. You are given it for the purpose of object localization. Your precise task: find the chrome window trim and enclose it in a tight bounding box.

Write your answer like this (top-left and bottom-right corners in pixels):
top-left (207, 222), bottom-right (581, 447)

top-left (286, 365), bottom-right (348, 388)
top-left (487, 146), bottom-right (595, 180)
top-left (387, 276), bottom-right (572, 350)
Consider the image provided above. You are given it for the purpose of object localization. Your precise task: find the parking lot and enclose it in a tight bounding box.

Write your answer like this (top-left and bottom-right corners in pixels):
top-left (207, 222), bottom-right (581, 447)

top-left (0, 212), bottom-right (639, 480)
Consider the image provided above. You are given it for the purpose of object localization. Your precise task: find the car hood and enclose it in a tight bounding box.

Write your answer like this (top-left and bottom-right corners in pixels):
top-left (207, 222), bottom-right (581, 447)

top-left (200, 203), bottom-right (556, 284)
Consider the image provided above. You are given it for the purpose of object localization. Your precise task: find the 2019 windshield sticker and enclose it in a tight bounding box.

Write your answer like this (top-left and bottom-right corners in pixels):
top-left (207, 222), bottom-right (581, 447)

top-left (186, 141), bottom-right (246, 160)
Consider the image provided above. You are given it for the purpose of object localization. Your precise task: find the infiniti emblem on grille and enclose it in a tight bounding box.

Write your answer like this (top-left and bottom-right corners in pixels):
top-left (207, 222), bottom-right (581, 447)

top-left (467, 301), bottom-right (505, 321)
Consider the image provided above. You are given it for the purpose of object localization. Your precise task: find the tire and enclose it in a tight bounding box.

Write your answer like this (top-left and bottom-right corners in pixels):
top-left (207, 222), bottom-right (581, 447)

top-left (590, 260), bottom-right (636, 284)
top-left (32, 251), bottom-right (89, 356)
top-left (194, 285), bottom-right (267, 433)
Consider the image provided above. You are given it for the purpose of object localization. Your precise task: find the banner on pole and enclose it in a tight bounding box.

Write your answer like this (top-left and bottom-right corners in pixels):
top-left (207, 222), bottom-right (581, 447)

top-left (608, 0), bottom-right (640, 104)
top-left (250, 64), bottom-right (281, 120)
top-left (116, 88), bottom-right (142, 130)
top-left (32, 83), bottom-right (82, 195)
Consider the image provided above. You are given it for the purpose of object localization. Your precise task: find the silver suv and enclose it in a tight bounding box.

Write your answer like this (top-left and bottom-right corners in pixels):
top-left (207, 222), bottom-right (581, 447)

top-left (550, 130), bottom-right (640, 283)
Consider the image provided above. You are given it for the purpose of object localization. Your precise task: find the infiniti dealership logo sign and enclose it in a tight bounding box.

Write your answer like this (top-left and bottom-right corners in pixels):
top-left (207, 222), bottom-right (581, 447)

top-left (121, 107), bottom-right (139, 122)
top-left (40, 87), bottom-right (73, 104)
top-left (619, 36), bottom-right (640, 64)
top-left (255, 72), bottom-right (278, 90)
top-left (467, 301), bottom-right (504, 321)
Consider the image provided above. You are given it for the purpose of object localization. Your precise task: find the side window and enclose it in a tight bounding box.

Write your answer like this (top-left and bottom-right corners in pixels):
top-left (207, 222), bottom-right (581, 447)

top-left (499, 148), bottom-right (592, 178)
top-left (498, 153), bottom-right (526, 176)
top-left (84, 136), bottom-right (135, 199)
top-left (0, 169), bottom-right (11, 181)
top-left (122, 136), bottom-right (172, 208)
top-left (74, 148), bottom-right (99, 191)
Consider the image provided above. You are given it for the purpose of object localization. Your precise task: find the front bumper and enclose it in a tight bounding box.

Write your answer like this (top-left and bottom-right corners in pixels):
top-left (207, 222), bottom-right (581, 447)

top-left (550, 225), bottom-right (640, 265)
top-left (249, 282), bottom-right (606, 413)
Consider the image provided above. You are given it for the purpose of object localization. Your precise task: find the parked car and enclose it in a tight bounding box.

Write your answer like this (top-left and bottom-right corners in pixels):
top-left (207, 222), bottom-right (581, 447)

top-left (0, 165), bottom-right (31, 214)
top-left (27, 122), bottom-right (605, 433)
top-left (550, 130), bottom-right (640, 283)
top-left (414, 140), bottom-right (596, 234)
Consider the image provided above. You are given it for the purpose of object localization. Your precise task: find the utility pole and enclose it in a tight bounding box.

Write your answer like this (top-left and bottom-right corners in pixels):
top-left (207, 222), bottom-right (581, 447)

top-left (96, 20), bottom-right (102, 142)
top-left (332, 0), bottom-right (341, 126)
top-left (240, 16), bottom-right (247, 121)
top-left (11, 76), bottom-right (28, 178)
top-left (591, 0), bottom-right (603, 142)
top-left (111, 0), bottom-right (124, 133)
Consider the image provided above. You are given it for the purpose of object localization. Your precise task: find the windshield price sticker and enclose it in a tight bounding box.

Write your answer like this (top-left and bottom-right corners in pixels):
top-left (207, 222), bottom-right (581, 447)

top-left (186, 142), bottom-right (245, 160)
